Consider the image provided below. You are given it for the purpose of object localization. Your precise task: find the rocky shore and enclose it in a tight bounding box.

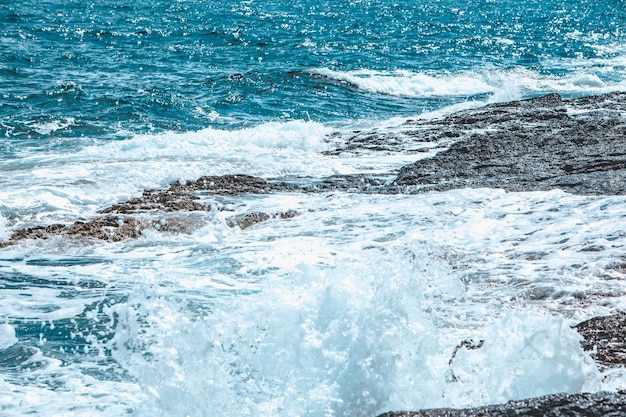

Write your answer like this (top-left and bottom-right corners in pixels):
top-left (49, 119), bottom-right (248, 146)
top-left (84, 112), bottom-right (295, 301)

top-left (2, 92), bottom-right (626, 415)
top-left (390, 92), bottom-right (626, 195)
top-left (4, 92), bottom-right (626, 247)
top-left (377, 391), bottom-right (626, 417)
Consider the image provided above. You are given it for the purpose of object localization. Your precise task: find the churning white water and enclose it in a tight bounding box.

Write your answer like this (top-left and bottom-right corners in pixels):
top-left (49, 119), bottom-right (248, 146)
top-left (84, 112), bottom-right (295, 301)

top-left (1, 117), bottom-right (626, 416)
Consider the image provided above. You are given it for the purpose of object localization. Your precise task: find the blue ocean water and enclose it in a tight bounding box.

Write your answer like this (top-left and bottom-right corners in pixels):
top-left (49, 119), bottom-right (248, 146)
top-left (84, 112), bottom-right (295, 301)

top-left (1, 1), bottom-right (626, 416)
top-left (2, 0), bottom-right (626, 139)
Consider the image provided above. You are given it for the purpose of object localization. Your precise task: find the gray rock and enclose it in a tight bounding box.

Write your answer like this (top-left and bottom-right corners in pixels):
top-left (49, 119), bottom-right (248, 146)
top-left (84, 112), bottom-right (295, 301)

top-left (226, 210), bottom-right (298, 230)
top-left (377, 392), bottom-right (626, 417)
top-left (574, 312), bottom-right (626, 370)
top-left (392, 92), bottom-right (626, 195)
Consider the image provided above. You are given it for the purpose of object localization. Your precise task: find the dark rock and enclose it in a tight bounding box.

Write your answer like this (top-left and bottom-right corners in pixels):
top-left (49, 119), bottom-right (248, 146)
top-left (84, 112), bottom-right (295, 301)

top-left (8, 216), bottom-right (144, 243)
top-left (392, 92), bottom-right (626, 195)
top-left (1, 174), bottom-right (302, 245)
top-left (300, 174), bottom-right (388, 193)
top-left (101, 175), bottom-right (299, 215)
top-left (100, 189), bottom-right (210, 214)
top-left (170, 174), bottom-right (295, 195)
top-left (226, 212), bottom-right (271, 229)
top-left (65, 216), bottom-right (143, 241)
top-left (226, 210), bottom-right (298, 230)
top-left (574, 312), bottom-right (626, 370)
top-left (377, 392), bottom-right (626, 417)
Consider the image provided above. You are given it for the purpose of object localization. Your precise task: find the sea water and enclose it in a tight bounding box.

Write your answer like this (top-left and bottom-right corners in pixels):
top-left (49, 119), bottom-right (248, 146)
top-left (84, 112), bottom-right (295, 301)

top-left (1, 0), bottom-right (626, 416)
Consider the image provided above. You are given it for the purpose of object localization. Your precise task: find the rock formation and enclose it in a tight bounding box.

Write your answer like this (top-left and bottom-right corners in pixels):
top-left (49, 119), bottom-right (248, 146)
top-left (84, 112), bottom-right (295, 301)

top-left (574, 312), bottom-right (626, 370)
top-left (0, 175), bottom-right (300, 247)
top-left (391, 92), bottom-right (626, 195)
top-left (378, 392), bottom-right (626, 417)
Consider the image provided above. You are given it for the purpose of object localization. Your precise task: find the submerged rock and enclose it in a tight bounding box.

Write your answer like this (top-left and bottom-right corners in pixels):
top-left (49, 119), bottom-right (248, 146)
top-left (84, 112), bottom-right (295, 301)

top-left (226, 210), bottom-right (298, 230)
top-left (392, 92), bottom-right (626, 195)
top-left (377, 392), bottom-right (626, 417)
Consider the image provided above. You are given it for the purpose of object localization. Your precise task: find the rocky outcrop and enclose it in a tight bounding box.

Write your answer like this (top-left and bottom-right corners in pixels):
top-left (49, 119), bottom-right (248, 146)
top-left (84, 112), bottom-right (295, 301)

top-left (377, 392), bottom-right (626, 417)
top-left (101, 175), bottom-right (294, 215)
top-left (5, 92), bottom-right (625, 246)
top-left (170, 174), bottom-right (293, 195)
top-left (574, 312), bottom-right (626, 370)
top-left (226, 210), bottom-right (298, 230)
top-left (6, 216), bottom-right (144, 243)
top-left (392, 92), bottom-right (626, 195)
top-left (0, 175), bottom-right (300, 246)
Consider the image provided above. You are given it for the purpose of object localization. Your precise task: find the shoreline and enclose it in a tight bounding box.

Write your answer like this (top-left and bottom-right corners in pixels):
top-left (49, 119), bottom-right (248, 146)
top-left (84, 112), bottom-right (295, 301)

top-left (2, 92), bottom-right (626, 415)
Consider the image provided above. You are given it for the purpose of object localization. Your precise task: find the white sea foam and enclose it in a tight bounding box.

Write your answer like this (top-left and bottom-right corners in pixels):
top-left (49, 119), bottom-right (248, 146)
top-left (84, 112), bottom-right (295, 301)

top-left (0, 323), bottom-right (17, 350)
top-left (2, 99), bottom-right (626, 417)
top-left (0, 214), bottom-right (8, 242)
top-left (0, 116), bottom-right (454, 223)
top-left (311, 68), bottom-right (497, 98)
top-left (310, 67), bottom-right (626, 103)
top-left (28, 117), bottom-right (75, 135)
top-left (439, 311), bottom-right (599, 407)
top-left (96, 189), bottom-right (612, 416)
top-left (0, 190), bottom-right (615, 416)
top-left (0, 120), bottom-right (339, 220)
top-left (110, 259), bottom-right (595, 416)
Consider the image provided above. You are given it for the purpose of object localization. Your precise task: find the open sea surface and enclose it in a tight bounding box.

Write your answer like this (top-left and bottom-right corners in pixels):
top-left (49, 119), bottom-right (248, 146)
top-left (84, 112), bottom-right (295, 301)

top-left (2, 0), bottom-right (626, 415)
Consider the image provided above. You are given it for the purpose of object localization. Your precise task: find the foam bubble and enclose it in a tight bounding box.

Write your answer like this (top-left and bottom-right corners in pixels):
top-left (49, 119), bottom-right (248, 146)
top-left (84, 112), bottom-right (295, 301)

top-left (0, 323), bottom-right (17, 350)
top-left (0, 214), bottom-right (9, 242)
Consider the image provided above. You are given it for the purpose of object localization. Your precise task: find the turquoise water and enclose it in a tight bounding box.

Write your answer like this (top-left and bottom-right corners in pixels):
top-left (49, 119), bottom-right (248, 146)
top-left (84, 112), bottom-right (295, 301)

top-left (2, 0), bottom-right (626, 139)
top-left (1, 1), bottom-right (626, 416)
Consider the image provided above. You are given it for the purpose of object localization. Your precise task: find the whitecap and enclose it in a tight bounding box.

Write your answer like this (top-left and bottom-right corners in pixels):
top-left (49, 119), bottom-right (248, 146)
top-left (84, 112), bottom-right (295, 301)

top-left (310, 66), bottom-right (626, 104)
top-left (310, 68), bottom-right (497, 98)
top-left (0, 214), bottom-right (8, 242)
top-left (0, 323), bottom-right (17, 350)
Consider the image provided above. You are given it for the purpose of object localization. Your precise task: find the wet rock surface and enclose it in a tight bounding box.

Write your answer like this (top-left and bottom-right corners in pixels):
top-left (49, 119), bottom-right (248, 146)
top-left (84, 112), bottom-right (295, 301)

top-left (0, 175), bottom-right (300, 247)
top-left (100, 190), bottom-right (210, 214)
top-left (101, 175), bottom-right (295, 215)
top-left (170, 174), bottom-right (294, 195)
top-left (574, 312), bottom-right (626, 370)
top-left (226, 210), bottom-right (298, 230)
top-left (5, 92), bottom-right (625, 247)
top-left (391, 92), bottom-right (626, 195)
top-left (377, 392), bottom-right (626, 417)
top-left (6, 216), bottom-right (144, 244)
